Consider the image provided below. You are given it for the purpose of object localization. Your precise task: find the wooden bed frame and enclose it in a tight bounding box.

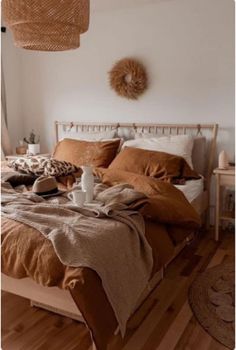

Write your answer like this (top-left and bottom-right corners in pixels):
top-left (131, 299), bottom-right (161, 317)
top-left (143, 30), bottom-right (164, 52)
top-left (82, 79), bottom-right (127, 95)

top-left (2, 122), bottom-right (218, 347)
top-left (54, 122), bottom-right (218, 199)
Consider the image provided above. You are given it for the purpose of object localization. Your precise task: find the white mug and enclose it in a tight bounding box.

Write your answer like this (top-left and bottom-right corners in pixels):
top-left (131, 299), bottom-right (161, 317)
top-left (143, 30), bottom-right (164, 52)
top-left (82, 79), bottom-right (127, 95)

top-left (68, 190), bottom-right (86, 206)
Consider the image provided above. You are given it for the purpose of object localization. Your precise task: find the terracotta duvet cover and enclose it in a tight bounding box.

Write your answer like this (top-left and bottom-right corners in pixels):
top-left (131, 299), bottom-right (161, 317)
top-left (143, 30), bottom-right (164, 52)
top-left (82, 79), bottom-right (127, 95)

top-left (1, 167), bottom-right (200, 350)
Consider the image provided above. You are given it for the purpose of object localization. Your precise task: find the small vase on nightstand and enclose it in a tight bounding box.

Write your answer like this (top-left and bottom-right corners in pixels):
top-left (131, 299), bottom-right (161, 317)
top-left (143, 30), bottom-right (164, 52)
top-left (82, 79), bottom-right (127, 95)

top-left (28, 143), bottom-right (40, 155)
top-left (218, 150), bottom-right (229, 169)
top-left (81, 166), bottom-right (94, 203)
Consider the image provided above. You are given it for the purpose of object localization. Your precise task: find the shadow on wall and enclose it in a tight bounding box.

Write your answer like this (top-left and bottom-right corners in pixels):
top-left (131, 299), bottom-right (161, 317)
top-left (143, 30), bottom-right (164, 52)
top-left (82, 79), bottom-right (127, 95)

top-left (216, 128), bottom-right (235, 164)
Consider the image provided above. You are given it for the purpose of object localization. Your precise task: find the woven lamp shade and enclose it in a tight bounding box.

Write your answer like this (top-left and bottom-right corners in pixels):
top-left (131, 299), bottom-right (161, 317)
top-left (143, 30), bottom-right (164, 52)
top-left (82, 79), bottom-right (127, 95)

top-left (2, 0), bottom-right (90, 51)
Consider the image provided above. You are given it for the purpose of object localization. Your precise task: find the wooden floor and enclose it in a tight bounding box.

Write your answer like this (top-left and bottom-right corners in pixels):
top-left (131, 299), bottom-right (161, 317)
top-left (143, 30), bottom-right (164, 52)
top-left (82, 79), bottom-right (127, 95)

top-left (2, 230), bottom-right (234, 350)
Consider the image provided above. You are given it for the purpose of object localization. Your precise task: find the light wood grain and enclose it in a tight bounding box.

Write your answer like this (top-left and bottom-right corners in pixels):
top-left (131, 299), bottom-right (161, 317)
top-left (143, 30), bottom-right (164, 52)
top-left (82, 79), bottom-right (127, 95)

top-left (214, 167), bottom-right (235, 241)
top-left (2, 230), bottom-right (233, 350)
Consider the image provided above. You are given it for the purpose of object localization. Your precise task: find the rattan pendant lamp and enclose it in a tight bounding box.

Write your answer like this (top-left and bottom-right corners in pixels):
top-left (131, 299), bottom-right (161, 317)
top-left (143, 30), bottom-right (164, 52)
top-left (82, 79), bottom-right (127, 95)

top-left (2, 0), bottom-right (90, 51)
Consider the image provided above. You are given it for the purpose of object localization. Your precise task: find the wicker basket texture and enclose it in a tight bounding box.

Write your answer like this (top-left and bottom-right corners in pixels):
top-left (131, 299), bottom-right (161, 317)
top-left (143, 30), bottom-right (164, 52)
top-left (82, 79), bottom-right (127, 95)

top-left (2, 0), bottom-right (90, 51)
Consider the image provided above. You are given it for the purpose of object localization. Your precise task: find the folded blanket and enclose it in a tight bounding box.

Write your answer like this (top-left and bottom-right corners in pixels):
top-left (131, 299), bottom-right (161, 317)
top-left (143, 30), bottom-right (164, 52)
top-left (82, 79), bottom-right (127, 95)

top-left (1, 182), bottom-right (153, 336)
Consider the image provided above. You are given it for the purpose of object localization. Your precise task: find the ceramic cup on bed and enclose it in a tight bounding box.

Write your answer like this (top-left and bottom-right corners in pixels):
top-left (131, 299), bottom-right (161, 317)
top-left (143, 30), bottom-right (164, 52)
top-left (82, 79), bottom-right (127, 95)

top-left (68, 190), bottom-right (86, 206)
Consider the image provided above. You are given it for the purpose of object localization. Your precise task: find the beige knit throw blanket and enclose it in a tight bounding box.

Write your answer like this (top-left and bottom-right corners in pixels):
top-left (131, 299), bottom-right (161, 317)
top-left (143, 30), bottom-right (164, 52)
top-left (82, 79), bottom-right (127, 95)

top-left (1, 181), bottom-right (153, 336)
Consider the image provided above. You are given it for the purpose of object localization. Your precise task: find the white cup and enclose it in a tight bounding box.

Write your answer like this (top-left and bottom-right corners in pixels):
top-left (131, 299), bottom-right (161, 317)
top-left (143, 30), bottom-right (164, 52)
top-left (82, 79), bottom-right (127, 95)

top-left (68, 190), bottom-right (86, 206)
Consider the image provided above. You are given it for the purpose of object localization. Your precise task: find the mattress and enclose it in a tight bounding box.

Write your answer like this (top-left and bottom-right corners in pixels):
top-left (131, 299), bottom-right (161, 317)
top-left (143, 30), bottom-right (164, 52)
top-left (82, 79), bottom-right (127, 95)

top-left (175, 176), bottom-right (204, 203)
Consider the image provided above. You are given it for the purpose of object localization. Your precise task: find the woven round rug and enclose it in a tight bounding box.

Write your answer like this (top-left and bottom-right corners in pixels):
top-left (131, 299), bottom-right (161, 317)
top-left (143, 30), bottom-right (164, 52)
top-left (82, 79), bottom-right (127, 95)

top-left (189, 263), bottom-right (235, 349)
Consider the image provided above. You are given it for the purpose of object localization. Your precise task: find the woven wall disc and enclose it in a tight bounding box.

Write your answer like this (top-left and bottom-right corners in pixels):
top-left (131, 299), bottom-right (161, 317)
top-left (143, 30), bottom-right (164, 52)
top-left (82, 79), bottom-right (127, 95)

top-left (109, 58), bottom-right (148, 100)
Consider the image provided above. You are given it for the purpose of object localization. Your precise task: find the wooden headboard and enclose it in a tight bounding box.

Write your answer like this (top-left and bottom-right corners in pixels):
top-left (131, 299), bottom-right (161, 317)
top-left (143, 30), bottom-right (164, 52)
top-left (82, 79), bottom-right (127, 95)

top-left (54, 121), bottom-right (218, 191)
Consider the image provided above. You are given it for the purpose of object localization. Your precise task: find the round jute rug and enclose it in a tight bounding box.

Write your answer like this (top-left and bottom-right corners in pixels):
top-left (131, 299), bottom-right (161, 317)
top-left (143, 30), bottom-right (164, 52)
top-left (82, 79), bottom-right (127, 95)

top-left (188, 263), bottom-right (235, 349)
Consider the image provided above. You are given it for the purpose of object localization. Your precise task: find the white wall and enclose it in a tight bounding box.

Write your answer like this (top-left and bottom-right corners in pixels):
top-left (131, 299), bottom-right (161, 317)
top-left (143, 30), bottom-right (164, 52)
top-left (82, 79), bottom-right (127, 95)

top-left (4, 0), bottom-right (235, 160)
top-left (2, 30), bottom-right (23, 150)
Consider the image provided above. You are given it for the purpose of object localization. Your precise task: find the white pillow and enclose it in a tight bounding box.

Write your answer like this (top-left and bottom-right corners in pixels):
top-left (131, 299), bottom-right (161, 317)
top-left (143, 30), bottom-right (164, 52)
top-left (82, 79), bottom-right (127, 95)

top-left (59, 130), bottom-right (117, 141)
top-left (123, 134), bottom-right (194, 168)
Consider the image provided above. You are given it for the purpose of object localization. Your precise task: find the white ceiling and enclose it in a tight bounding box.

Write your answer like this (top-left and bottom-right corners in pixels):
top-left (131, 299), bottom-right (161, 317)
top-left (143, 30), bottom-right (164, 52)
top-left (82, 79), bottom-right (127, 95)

top-left (91, 0), bottom-right (168, 12)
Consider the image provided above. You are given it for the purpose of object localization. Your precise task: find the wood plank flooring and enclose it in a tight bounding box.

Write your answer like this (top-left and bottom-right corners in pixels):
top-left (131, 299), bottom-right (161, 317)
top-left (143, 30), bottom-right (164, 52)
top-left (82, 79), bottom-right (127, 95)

top-left (2, 230), bottom-right (234, 350)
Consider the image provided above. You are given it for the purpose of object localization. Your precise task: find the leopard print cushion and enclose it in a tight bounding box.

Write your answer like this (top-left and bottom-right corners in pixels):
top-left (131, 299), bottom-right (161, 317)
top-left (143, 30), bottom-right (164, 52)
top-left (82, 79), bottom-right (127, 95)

top-left (44, 159), bottom-right (78, 176)
top-left (9, 156), bottom-right (78, 177)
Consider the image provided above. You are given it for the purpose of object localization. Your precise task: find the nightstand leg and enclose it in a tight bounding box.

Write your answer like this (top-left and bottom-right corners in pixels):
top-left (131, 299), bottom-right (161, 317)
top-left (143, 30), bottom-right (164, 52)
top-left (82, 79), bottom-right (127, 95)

top-left (215, 174), bottom-right (220, 241)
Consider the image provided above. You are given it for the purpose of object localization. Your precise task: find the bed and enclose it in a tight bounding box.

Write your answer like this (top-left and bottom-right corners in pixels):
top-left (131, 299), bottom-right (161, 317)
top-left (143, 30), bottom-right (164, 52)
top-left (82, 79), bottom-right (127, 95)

top-left (2, 122), bottom-right (218, 350)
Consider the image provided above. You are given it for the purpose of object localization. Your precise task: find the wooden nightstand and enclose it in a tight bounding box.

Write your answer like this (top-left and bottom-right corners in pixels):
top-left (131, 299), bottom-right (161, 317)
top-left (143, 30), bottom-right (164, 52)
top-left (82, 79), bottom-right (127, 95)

top-left (5, 153), bottom-right (51, 161)
top-left (213, 167), bottom-right (235, 241)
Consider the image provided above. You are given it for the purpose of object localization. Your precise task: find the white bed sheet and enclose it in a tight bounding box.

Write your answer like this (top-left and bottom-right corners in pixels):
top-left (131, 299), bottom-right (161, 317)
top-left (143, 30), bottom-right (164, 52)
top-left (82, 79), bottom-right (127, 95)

top-left (174, 176), bottom-right (204, 203)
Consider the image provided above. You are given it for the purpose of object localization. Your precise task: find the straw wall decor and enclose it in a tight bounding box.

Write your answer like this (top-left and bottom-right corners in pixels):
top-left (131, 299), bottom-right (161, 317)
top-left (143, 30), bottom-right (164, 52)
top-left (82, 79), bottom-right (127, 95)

top-left (2, 0), bottom-right (90, 51)
top-left (109, 58), bottom-right (148, 100)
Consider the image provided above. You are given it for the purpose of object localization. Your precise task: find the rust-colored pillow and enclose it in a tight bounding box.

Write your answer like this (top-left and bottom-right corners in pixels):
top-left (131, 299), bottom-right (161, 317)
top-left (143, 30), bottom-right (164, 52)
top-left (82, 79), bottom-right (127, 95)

top-left (108, 147), bottom-right (199, 182)
top-left (94, 167), bottom-right (201, 229)
top-left (53, 138), bottom-right (121, 168)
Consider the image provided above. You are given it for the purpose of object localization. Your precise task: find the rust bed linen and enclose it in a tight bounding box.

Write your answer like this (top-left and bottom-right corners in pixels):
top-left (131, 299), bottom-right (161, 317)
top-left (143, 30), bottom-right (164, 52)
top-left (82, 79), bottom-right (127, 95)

top-left (1, 167), bottom-right (200, 350)
top-left (2, 218), bottom-right (173, 349)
